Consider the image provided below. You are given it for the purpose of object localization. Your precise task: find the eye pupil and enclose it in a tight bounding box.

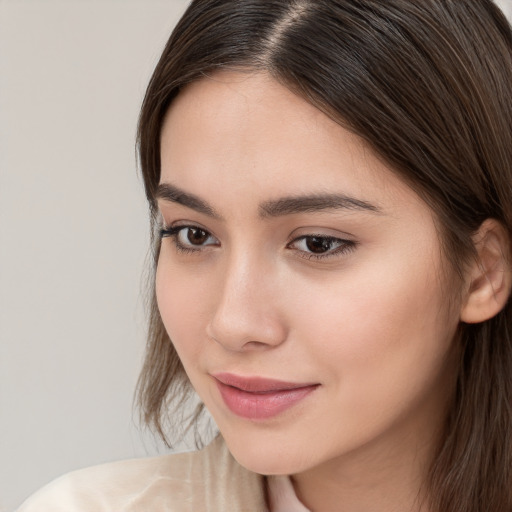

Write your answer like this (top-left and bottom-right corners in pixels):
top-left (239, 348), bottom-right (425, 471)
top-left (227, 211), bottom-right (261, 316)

top-left (187, 228), bottom-right (208, 245)
top-left (306, 237), bottom-right (332, 253)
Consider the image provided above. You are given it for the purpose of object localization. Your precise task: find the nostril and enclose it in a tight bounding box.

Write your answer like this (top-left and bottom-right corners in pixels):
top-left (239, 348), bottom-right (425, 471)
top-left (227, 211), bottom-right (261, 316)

top-left (242, 340), bottom-right (271, 351)
top-left (208, 333), bottom-right (266, 351)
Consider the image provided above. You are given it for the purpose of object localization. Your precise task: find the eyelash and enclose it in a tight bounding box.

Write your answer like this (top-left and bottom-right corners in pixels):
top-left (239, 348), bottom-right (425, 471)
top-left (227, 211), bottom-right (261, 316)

top-left (289, 234), bottom-right (356, 260)
top-left (159, 225), bottom-right (357, 260)
top-left (159, 225), bottom-right (218, 254)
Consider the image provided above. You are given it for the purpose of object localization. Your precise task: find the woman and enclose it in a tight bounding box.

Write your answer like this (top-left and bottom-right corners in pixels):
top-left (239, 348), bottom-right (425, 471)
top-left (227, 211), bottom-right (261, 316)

top-left (19, 0), bottom-right (512, 511)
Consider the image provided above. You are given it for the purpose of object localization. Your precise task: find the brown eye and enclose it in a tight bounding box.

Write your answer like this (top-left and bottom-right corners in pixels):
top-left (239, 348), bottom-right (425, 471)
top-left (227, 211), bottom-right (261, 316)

top-left (305, 236), bottom-right (335, 253)
top-left (170, 225), bottom-right (218, 250)
top-left (288, 234), bottom-right (356, 261)
top-left (187, 227), bottom-right (209, 245)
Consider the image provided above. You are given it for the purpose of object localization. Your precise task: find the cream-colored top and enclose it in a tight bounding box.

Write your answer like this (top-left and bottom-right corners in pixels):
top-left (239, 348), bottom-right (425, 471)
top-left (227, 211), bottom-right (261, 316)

top-left (18, 437), bottom-right (311, 512)
top-left (17, 436), bottom-right (268, 512)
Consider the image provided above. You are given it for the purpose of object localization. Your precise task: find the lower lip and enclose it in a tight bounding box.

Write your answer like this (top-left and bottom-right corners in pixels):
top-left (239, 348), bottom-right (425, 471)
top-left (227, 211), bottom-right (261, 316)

top-left (215, 380), bottom-right (319, 420)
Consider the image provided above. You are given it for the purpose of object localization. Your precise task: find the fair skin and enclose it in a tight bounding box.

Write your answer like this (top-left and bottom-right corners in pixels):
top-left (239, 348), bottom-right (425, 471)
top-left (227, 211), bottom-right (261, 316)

top-left (154, 71), bottom-right (503, 512)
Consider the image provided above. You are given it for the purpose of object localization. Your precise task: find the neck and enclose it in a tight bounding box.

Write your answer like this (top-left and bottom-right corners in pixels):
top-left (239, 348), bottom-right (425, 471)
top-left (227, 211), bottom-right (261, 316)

top-left (292, 434), bottom-right (433, 512)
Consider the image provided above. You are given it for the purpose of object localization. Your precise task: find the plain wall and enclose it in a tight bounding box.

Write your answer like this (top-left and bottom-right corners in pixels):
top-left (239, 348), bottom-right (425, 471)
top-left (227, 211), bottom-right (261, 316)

top-left (1, 0), bottom-right (511, 510)
top-left (501, 0), bottom-right (512, 18)
top-left (0, 1), bottom-right (189, 509)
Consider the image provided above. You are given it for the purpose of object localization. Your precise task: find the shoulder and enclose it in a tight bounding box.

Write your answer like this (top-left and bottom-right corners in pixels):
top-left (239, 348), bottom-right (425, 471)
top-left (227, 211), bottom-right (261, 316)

top-left (17, 436), bottom-right (267, 512)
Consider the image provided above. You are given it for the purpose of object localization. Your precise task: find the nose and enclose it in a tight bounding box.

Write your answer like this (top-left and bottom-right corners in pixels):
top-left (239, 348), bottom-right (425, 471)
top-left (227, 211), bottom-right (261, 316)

top-left (206, 251), bottom-right (288, 352)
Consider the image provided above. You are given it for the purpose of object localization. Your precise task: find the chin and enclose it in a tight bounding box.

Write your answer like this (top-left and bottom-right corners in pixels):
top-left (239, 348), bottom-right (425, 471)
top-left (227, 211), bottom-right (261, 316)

top-left (221, 431), bottom-right (315, 476)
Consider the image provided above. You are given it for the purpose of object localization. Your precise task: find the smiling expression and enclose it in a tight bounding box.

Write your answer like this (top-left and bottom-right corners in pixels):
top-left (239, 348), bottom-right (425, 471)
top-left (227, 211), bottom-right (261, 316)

top-left (155, 71), bottom-right (461, 477)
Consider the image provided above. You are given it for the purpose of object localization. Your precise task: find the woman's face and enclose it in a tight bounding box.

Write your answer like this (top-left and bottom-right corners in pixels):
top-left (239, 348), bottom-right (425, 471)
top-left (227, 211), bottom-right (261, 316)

top-left (156, 71), bottom-right (460, 476)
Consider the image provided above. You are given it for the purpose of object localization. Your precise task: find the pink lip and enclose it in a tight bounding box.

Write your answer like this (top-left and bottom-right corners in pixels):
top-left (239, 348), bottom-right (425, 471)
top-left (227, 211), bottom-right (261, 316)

top-left (212, 373), bottom-right (319, 420)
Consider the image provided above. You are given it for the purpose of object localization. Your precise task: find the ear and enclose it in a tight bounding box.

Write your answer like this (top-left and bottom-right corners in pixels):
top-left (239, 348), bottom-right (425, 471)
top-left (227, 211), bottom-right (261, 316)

top-left (460, 219), bottom-right (512, 324)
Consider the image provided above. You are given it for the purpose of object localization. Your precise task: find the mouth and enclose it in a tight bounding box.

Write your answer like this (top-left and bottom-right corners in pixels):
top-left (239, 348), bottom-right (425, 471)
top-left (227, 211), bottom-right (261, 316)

top-left (212, 372), bottom-right (320, 420)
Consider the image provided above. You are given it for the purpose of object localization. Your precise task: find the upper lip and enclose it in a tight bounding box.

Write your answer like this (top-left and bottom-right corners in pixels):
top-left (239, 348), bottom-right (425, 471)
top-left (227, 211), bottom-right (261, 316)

top-left (212, 372), bottom-right (319, 393)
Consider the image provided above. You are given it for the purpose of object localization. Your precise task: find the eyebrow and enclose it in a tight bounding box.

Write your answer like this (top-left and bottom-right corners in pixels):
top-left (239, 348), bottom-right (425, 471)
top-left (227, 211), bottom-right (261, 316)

top-left (259, 193), bottom-right (381, 218)
top-left (156, 183), bottom-right (381, 219)
top-left (156, 183), bottom-right (222, 219)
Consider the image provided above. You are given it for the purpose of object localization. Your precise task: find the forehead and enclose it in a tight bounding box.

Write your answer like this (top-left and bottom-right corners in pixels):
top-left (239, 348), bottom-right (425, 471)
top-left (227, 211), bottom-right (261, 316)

top-left (159, 71), bottom-right (425, 217)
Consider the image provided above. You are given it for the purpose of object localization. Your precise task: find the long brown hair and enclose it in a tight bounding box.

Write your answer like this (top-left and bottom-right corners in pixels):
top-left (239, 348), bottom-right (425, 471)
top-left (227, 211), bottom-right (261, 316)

top-left (136, 1), bottom-right (512, 510)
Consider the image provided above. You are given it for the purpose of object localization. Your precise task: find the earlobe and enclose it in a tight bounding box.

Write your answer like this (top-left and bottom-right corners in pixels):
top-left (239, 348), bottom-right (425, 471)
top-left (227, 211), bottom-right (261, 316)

top-left (460, 219), bottom-right (512, 324)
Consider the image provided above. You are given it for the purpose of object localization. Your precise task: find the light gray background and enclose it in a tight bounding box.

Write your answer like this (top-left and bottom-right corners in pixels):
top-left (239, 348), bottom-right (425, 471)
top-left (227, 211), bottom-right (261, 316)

top-left (0, 1), bottom-right (190, 510)
top-left (499, 0), bottom-right (512, 18)
top-left (1, 0), bottom-right (511, 510)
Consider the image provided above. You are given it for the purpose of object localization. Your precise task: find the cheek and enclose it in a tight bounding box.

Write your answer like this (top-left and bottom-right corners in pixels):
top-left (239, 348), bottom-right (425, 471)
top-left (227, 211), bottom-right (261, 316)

top-left (155, 254), bottom-right (211, 360)
top-left (289, 245), bottom-right (457, 402)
